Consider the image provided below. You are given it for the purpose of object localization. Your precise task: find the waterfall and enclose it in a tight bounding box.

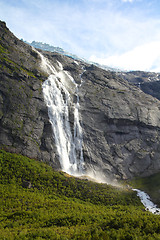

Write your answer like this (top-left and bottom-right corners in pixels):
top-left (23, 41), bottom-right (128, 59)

top-left (38, 51), bottom-right (84, 175)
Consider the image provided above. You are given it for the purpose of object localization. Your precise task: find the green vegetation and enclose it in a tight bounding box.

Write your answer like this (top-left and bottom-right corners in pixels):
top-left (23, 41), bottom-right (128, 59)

top-left (0, 37), bottom-right (41, 80)
top-left (0, 51), bottom-right (36, 79)
top-left (0, 40), bottom-right (48, 81)
top-left (1, 150), bottom-right (160, 239)
top-left (0, 43), bottom-right (8, 54)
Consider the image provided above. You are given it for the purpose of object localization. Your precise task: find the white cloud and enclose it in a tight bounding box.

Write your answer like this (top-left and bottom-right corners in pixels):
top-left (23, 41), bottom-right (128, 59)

top-left (90, 41), bottom-right (160, 72)
top-left (122, 0), bottom-right (134, 2)
top-left (0, 0), bottom-right (160, 72)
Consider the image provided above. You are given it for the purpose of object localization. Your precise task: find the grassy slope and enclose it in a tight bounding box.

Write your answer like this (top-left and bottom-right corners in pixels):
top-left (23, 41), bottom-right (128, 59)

top-left (1, 150), bottom-right (160, 240)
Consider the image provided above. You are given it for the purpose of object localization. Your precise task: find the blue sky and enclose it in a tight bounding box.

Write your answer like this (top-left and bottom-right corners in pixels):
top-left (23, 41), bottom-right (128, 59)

top-left (0, 0), bottom-right (160, 71)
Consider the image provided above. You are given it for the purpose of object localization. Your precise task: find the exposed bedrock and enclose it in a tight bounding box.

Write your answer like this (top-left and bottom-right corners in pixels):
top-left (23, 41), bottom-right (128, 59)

top-left (1, 20), bottom-right (160, 180)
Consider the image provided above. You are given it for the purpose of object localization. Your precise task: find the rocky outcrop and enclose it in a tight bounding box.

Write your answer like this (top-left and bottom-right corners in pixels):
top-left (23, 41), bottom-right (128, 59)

top-left (1, 20), bottom-right (160, 180)
top-left (0, 21), bottom-right (57, 167)
top-left (118, 71), bottom-right (160, 100)
top-left (80, 66), bottom-right (160, 179)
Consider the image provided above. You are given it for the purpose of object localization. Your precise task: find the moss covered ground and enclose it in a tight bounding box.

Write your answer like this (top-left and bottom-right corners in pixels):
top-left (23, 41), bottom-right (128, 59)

top-left (1, 149), bottom-right (160, 239)
top-left (0, 42), bottom-right (36, 79)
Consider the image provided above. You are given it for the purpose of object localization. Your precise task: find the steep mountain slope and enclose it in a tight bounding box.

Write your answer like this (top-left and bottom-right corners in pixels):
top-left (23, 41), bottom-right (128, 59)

top-left (80, 65), bottom-right (160, 180)
top-left (118, 71), bottom-right (160, 101)
top-left (0, 21), bottom-right (56, 167)
top-left (1, 20), bottom-right (160, 180)
top-left (28, 41), bottom-right (160, 101)
top-left (25, 40), bottom-right (84, 61)
top-left (26, 40), bottom-right (119, 71)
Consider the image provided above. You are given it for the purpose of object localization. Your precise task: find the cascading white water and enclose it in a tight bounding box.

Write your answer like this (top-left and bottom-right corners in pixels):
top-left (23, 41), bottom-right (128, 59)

top-left (38, 51), bottom-right (84, 175)
top-left (133, 189), bottom-right (160, 214)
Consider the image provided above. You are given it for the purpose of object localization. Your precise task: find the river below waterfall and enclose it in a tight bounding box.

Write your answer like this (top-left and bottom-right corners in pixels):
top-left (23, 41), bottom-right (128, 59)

top-left (133, 189), bottom-right (160, 214)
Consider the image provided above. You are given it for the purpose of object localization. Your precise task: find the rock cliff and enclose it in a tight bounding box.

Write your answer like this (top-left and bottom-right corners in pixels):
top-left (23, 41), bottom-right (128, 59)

top-left (81, 66), bottom-right (160, 179)
top-left (1, 20), bottom-right (160, 180)
top-left (118, 70), bottom-right (160, 100)
top-left (0, 21), bottom-right (57, 167)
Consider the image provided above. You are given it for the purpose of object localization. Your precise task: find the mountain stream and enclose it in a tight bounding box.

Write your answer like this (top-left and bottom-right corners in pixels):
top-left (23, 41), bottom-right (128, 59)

top-left (133, 189), bottom-right (160, 214)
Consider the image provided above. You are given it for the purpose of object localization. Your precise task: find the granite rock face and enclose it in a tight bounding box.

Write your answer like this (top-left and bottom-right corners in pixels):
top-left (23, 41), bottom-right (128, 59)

top-left (1, 20), bottom-right (160, 180)
top-left (80, 66), bottom-right (160, 179)
top-left (0, 21), bottom-right (58, 168)
top-left (118, 71), bottom-right (160, 101)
